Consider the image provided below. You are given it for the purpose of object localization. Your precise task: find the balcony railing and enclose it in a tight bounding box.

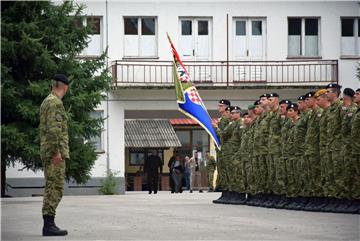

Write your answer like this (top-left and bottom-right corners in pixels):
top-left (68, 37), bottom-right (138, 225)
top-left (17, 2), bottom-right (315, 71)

top-left (112, 60), bottom-right (338, 87)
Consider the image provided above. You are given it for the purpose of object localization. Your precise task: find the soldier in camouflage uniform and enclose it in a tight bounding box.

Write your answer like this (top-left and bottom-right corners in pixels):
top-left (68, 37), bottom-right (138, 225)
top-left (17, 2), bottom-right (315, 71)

top-left (225, 106), bottom-right (244, 202)
top-left (267, 93), bottom-right (283, 205)
top-left (213, 100), bottom-right (231, 203)
top-left (351, 88), bottom-right (360, 201)
top-left (277, 99), bottom-right (292, 207)
top-left (284, 103), bottom-right (299, 202)
top-left (314, 89), bottom-right (332, 207)
top-left (291, 95), bottom-right (311, 208)
top-left (214, 99), bottom-right (231, 190)
top-left (238, 112), bottom-right (254, 204)
top-left (325, 83), bottom-right (344, 207)
top-left (40, 74), bottom-right (70, 236)
top-left (340, 88), bottom-right (357, 201)
top-left (252, 94), bottom-right (271, 205)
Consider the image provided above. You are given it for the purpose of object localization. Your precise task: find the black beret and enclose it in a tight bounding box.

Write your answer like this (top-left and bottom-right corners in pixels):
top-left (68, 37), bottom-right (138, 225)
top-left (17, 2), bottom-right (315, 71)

top-left (53, 74), bottom-right (69, 85)
top-left (287, 103), bottom-right (299, 111)
top-left (356, 88), bottom-right (360, 92)
top-left (298, 95), bottom-right (306, 101)
top-left (242, 111), bottom-right (249, 117)
top-left (343, 88), bottom-right (355, 97)
top-left (254, 100), bottom-right (261, 106)
top-left (326, 82), bottom-right (342, 89)
top-left (305, 91), bottom-right (316, 98)
top-left (219, 99), bottom-right (231, 106)
top-left (279, 99), bottom-right (292, 105)
top-left (225, 106), bottom-right (235, 112)
top-left (259, 93), bottom-right (270, 99)
top-left (231, 106), bottom-right (241, 112)
top-left (269, 93), bottom-right (279, 98)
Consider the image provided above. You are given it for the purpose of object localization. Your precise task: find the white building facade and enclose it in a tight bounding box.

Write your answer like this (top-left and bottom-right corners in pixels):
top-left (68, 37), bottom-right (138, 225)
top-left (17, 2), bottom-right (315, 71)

top-left (6, 0), bottom-right (360, 196)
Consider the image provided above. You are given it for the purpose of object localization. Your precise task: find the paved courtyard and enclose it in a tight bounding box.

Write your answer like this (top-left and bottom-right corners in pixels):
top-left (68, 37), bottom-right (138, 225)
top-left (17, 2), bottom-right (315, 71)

top-left (1, 192), bottom-right (359, 241)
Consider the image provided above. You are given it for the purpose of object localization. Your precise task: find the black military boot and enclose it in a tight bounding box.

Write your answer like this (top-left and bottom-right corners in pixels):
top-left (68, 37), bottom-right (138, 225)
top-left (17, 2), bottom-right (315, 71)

top-left (213, 191), bottom-right (227, 204)
top-left (42, 215), bottom-right (68, 236)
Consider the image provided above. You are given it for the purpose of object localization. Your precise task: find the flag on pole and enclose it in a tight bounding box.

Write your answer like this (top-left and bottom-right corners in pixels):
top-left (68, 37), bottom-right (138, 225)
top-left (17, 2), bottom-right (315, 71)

top-left (167, 33), bottom-right (221, 150)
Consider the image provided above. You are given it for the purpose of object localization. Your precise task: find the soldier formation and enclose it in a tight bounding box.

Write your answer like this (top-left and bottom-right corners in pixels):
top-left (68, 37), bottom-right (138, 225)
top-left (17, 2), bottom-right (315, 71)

top-left (213, 83), bottom-right (360, 214)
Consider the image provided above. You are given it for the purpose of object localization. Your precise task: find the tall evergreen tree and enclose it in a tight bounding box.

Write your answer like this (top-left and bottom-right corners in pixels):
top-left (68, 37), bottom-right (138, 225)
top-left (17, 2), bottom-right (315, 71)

top-left (1, 1), bottom-right (111, 196)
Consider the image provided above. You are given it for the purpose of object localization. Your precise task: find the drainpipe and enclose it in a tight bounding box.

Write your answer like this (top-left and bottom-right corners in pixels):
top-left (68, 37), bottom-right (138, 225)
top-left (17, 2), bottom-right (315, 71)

top-left (226, 13), bottom-right (229, 87)
top-left (106, 0), bottom-right (110, 174)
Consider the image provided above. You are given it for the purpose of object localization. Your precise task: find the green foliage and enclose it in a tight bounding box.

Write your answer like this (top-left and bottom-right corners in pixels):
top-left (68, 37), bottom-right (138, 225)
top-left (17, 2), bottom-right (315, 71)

top-left (98, 170), bottom-right (119, 195)
top-left (1, 1), bottom-right (111, 185)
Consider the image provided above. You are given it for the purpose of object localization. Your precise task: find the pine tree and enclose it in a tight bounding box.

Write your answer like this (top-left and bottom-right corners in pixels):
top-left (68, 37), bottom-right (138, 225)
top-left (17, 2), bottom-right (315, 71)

top-left (1, 1), bottom-right (111, 196)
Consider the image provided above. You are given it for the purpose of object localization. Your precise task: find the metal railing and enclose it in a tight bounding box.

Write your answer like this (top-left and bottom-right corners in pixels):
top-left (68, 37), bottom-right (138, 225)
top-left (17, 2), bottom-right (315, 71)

top-left (112, 60), bottom-right (338, 87)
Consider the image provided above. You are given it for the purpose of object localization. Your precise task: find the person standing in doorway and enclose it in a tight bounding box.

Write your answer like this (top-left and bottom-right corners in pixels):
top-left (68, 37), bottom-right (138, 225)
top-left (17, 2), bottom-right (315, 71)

top-left (40, 74), bottom-right (70, 236)
top-left (168, 152), bottom-right (176, 193)
top-left (144, 150), bottom-right (162, 194)
top-left (184, 156), bottom-right (193, 192)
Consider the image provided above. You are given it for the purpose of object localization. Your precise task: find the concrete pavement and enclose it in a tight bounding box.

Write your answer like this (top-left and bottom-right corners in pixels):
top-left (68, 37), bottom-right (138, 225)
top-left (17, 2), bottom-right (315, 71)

top-left (1, 192), bottom-right (359, 241)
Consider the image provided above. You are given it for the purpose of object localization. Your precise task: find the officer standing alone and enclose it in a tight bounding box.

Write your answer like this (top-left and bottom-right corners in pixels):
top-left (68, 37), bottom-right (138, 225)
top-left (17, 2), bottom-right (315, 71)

top-left (40, 74), bottom-right (70, 236)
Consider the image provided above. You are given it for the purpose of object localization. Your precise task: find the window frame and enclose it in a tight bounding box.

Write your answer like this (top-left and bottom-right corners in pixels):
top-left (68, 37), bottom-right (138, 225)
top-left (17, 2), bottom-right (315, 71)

top-left (340, 17), bottom-right (360, 58)
top-left (77, 16), bottom-right (103, 58)
top-left (129, 148), bottom-right (164, 166)
top-left (123, 16), bottom-right (158, 59)
top-left (89, 110), bottom-right (105, 153)
top-left (287, 17), bottom-right (321, 59)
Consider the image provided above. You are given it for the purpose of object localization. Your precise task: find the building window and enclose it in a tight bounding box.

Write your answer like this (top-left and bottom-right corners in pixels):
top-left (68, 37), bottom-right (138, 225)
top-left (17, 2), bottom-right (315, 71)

top-left (123, 17), bottom-right (157, 57)
top-left (341, 18), bottom-right (360, 56)
top-left (129, 148), bottom-right (163, 166)
top-left (288, 17), bottom-right (320, 57)
top-left (78, 16), bottom-right (103, 56)
top-left (89, 111), bottom-right (104, 152)
top-left (175, 129), bottom-right (209, 159)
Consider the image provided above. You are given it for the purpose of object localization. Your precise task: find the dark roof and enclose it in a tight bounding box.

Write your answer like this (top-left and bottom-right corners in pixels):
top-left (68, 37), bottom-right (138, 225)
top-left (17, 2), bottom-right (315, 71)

top-left (125, 119), bottom-right (182, 148)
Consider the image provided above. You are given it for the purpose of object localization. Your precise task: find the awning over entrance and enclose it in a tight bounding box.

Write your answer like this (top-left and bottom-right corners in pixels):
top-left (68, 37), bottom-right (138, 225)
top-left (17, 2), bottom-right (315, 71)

top-left (125, 119), bottom-right (182, 148)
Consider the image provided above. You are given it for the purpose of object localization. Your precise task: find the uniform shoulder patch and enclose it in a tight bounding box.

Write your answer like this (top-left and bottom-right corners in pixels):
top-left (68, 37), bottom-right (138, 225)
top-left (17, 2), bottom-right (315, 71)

top-left (55, 112), bottom-right (63, 122)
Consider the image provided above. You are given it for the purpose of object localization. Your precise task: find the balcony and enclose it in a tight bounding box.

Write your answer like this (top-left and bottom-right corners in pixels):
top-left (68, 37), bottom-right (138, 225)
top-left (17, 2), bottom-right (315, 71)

top-left (112, 60), bottom-right (338, 88)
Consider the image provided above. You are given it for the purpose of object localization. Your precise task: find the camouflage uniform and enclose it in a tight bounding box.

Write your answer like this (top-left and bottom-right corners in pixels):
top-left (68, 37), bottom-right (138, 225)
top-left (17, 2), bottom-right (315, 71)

top-left (280, 117), bottom-right (292, 195)
top-left (216, 116), bottom-right (230, 189)
top-left (238, 124), bottom-right (252, 193)
top-left (40, 93), bottom-right (69, 216)
top-left (341, 104), bottom-right (357, 199)
top-left (304, 108), bottom-right (322, 197)
top-left (247, 122), bottom-right (257, 194)
top-left (326, 100), bottom-right (344, 198)
top-left (252, 112), bottom-right (271, 194)
top-left (215, 116), bottom-right (230, 189)
top-left (221, 119), bottom-right (241, 191)
top-left (205, 155), bottom-right (217, 190)
top-left (293, 110), bottom-right (311, 196)
top-left (319, 107), bottom-right (331, 196)
top-left (268, 110), bottom-right (282, 194)
top-left (284, 120), bottom-right (296, 197)
top-left (350, 107), bottom-right (360, 199)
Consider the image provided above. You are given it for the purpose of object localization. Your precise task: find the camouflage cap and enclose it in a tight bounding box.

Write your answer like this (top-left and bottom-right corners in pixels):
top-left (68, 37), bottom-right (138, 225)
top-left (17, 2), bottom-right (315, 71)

top-left (314, 89), bottom-right (327, 98)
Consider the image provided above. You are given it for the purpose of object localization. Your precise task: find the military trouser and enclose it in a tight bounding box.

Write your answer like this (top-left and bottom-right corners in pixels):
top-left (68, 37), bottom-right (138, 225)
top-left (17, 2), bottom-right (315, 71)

top-left (266, 154), bottom-right (276, 193)
top-left (216, 151), bottom-right (224, 189)
top-left (207, 169), bottom-right (215, 190)
top-left (285, 155), bottom-right (297, 197)
top-left (254, 155), bottom-right (267, 194)
top-left (233, 157), bottom-right (245, 193)
top-left (294, 154), bottom-right (309, 197)
top-left (330, 149), bottom-right (345, 198)
top-left (319, 150), bottom-right (330, 197)
top-left (351, 154), bottom-right (360, 199)
top-left (248, 154), bottom-right (257, 194)
top-left (305, 154), bottom-right (322, 197)
top-left (222, 154), bottom-right (234, 191)
top-left (243, 155), bottom-right (252, 194)
top-left (42, 159), bottom-right (66, 216)
top-left (272, 153), bottom-right (286, 195)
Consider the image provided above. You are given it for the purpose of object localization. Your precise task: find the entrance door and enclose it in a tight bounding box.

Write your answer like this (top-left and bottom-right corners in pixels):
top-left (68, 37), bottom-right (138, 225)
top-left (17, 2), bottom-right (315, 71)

top-left (179, 18), bottom-right (212, 81)
top-left (233, 18), bottom-right (266, 81)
